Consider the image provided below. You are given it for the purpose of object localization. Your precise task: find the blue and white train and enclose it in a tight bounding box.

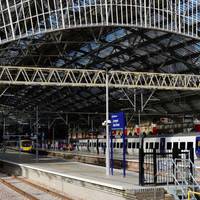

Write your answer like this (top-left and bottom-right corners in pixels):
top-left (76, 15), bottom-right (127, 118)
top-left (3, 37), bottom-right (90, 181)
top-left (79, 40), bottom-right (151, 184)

top-left (76, 133), bottom-right (200, 159)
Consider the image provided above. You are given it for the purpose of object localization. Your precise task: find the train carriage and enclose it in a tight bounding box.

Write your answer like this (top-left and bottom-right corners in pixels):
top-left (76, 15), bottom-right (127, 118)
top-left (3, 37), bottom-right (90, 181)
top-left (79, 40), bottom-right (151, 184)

top-left (76, 132), bottom-right (200, 159)
top-left (126, 137), bottom-right (141, 155)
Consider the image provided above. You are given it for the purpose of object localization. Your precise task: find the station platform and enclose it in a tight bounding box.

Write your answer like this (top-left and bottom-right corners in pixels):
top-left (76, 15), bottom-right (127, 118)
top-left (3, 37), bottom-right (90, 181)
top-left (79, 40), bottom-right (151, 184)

top-left (34, 148), bottom-right (140, 172)
top-left (0, 150), bottom-right (168, 200)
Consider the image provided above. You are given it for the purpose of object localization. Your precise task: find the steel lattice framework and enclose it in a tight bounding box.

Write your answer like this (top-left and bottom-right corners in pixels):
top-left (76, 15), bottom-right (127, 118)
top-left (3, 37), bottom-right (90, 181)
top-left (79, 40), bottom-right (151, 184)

top-left (0, 66), bottom-right (200, 90)
top-left (0, 0), bottom-right (200, 45)
top-left (1, 0), bottom-right (200, 120)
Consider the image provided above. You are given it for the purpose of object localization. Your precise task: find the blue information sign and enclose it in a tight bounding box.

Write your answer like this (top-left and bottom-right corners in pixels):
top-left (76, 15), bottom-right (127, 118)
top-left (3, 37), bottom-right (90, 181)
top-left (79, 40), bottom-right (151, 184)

top-left (110, 112), bottom-right (127, 177)
top-left (110, 112), bottom-right (126, 130)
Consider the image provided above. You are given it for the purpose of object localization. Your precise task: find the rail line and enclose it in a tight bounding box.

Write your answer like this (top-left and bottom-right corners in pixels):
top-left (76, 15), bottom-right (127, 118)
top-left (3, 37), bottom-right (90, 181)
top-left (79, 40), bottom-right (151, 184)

top-left (14, 176), bottom-right (72, 200)
top-left (0, 177), bottom-right (38, 200)
top-left (0, 174), bottom-right (72, 200)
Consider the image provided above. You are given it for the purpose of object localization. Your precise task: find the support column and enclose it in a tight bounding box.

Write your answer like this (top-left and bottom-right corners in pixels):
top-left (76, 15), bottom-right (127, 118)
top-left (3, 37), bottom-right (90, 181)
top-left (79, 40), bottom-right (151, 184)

top-left (138, 110), bottom-right (141, 126)
top-left (3, 115), bottom-right (6, 138)
top-left (67, 123), bottom-right (70, 144)
top-left (91, 119), bottom-right (94, 132)
top-left (53, 126), bottom-right (55, 150)
top-left (47, 118), bottom-right (51, 143)
top-left (65, 114), bottom-right (69, 142)
top-left (36, 106), bottom-right (39, 161)
top-left (106, 70), bottom-right (110, 176)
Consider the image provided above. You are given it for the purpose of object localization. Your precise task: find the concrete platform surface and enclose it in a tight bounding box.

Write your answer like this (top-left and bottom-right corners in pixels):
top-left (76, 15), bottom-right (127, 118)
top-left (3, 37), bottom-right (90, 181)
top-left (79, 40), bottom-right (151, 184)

top-left (0, 150), bottom-right (139, 190)
top-left (0, 150), bottom-right (173, 200)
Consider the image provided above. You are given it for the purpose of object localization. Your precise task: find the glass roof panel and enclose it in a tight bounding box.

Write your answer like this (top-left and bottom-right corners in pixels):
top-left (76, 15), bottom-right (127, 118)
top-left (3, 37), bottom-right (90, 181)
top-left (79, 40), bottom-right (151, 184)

top-left (98, 46), bottom-right (114, 58)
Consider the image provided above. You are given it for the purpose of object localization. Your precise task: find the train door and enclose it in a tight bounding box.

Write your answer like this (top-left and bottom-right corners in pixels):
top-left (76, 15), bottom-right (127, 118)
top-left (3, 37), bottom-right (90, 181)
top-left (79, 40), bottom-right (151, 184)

top-left (87, 139), bottom-right (90, 152)
top-left (96, 138), bottom-right (99, 154)
top-left (160, 138), bottom-right (166, 153)
top-left (195, 136), bottom-right (200, 158)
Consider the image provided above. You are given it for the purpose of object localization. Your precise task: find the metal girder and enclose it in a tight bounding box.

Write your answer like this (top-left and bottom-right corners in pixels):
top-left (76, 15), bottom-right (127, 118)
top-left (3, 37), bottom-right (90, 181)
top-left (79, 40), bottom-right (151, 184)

top-left (0, 0), bottom-right (200, 45)
top-left (0, 66), bottom-right (200, 90)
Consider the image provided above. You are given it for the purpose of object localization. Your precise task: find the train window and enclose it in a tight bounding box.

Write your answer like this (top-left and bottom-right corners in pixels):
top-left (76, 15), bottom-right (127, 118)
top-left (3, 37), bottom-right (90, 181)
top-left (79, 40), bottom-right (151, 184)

top-left (197, 138), bottom-right (200, 148)
top-left (155, 142), bottom-right (159, 149)
top-left (117, 143), bottom-right (119, 148)
top-left (136, 142), bottom-right (140, 148)
top-left (150, 142), bottom-right (153, 149)
top-left (145, 143), bottom-right (149, 149)
top-left (128, 142), bottom-right (131, 148)
top-left (173, 142), bottom-right (178, 149)
top-left (196, 138), bottom-right (200, 154)
top-left (120, 143), bottom-right (123, 148)
top-left (113, 142), bottom-right (116, 148)
top-left (187, 142), bottom-right (193, 150)
top-left (180, 142), bottom-right (185, 150)
top-left (89, 142), bottom-right (91, 147)
top-left (132, 143), bottom-right (135, 148)
top-left (167, 142), bottom-right (172, 150)
top-left (94, 143), bottom-right (96, 147)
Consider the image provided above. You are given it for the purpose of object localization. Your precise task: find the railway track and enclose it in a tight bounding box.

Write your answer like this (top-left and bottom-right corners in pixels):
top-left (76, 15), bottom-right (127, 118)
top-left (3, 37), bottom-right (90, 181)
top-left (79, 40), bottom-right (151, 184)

top-left (0, 173), bottom-right (72, 200)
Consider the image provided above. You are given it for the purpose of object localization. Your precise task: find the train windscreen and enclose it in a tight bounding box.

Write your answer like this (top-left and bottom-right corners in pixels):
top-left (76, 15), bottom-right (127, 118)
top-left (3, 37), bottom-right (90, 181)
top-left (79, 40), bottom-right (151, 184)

top-left (21, 140), bottom-right (32, 147)
top-left (195, 136), bottom-right (200, 158)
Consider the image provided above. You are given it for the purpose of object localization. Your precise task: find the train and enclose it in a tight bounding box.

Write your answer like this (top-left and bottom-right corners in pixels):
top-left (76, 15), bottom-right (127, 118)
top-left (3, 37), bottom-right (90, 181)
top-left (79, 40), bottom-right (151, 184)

top-left (19, 140), bottom-right (33, 152)
top-left (76, 133), bottom-right (200, 159)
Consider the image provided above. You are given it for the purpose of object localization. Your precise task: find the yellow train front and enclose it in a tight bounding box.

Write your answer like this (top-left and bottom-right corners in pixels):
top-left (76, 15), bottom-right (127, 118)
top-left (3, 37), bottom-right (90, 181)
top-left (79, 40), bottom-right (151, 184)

top-left (19, 140), bottom-right (32, 152)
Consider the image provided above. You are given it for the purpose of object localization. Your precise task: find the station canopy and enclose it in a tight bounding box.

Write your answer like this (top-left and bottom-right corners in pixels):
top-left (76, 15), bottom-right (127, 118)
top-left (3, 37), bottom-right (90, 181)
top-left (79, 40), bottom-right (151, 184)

top-left (0, 26), bottom-right (200, 129)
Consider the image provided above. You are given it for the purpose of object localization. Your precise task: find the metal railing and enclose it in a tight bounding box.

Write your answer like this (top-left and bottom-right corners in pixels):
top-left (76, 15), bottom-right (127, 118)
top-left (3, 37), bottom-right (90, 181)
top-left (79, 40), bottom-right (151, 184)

top-left (188, 191), bottom-right (200, 200)
top-left (167, 158), bottom-right (200, 200)
top-left (139, 148), bottom-right (199, 199)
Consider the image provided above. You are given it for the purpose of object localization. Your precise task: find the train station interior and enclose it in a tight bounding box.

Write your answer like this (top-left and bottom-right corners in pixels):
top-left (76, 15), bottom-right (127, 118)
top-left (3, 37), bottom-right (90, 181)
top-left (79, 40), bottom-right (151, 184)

top-left (0, 0), bottom-right (200, 200)
top-left (1, 27), bottom-right (200, 140)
